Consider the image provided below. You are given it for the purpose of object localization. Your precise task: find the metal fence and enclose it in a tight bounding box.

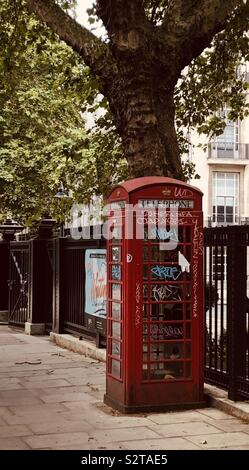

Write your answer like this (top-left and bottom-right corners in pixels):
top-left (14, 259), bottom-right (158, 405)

top-left (53, 230), bottom-right (106, 347)
top-left (5, 226), bottom-right (107, 345)
top-left (4, 221), bottom-right (249, 400)
top-left (204, 225), bottom-right (249, 400)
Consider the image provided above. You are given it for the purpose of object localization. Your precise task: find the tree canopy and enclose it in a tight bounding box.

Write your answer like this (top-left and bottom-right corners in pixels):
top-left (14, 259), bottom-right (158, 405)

top-left (25, 0), bottom-right (249, 180)
top-left (1, 0), bottom-right (249, 224)
top-left (0, 0), bottom-right (126, 224)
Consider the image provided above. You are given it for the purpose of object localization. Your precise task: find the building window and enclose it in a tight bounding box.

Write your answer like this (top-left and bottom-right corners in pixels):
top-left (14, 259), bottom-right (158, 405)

top-left (217, 121), bottom-right (238, 151)
top-left (212, 172), bottom-right (239, 225)
top-left (212, 107), bottom-right (239, 158)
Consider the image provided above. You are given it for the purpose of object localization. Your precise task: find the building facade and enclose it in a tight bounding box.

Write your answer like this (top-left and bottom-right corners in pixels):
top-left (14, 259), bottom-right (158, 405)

top-left (190, 87), bottom-right (249, 227)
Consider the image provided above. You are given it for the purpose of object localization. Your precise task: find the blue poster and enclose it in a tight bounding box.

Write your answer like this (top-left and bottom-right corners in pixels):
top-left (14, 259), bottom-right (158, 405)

top-left (85, 249), bottom-right (107, 317)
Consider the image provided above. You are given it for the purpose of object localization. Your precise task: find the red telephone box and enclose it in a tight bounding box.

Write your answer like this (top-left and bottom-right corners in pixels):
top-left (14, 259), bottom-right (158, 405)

top-left (104, 177), bottom-right (204, 412)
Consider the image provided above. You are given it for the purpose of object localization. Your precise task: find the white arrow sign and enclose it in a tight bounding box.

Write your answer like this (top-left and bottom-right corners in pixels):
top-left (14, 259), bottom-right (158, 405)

top-left (178, 252), bottom-right (190, 273)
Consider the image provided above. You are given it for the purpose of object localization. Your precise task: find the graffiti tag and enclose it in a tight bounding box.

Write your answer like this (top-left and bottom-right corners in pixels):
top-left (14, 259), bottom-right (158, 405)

top-left (151, 265), bottom-right (182, 281)
top-left (150, 324), bottom-right (183, 338)
top-left (152, 284), bottom-right (182, 302)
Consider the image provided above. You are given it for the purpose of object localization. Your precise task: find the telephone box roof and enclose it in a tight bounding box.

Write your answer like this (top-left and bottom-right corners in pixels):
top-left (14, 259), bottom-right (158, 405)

top-left (110, 177), bottom-right (203, 195)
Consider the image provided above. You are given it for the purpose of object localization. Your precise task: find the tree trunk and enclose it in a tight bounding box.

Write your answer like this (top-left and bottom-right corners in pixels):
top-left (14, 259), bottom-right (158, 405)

top-left (105, 60), bottom-right (183, 179)
top-left (122, 90), bottom-right (183, 179)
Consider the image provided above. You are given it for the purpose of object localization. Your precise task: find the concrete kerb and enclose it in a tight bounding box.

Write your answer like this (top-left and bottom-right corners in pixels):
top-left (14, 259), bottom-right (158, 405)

top-left (0, 310), bottom-right (8, 323)
top-left (50, 332), bottom-right (106, 362)
top-left (205, 383), bottom-right (249, 423)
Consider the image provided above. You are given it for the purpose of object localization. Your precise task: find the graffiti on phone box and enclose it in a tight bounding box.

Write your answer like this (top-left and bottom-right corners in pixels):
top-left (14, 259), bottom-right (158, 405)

top-left (174, 187), bottom-right (194, 198)
top-left (111, 265), bottom-right (121, 280)
top-left (150, 227), bottom-right (179, 242)
top-left (135, 282), bottom-right (141, 328)
top-left (150, 324), bottom-right (183, 338)
top-left (152, 284), bottom-right (182, 302)
top-left (140, 211), bottom-right (195, 226)
top-left (192, 219), bottom-right (199, 318)
top-left (151, 265), bottom-right (182, 281)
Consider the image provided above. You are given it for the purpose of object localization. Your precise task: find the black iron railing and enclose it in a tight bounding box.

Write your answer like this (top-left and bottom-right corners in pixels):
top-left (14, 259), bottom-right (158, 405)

top-left (53, 227), bottom-right (106, 347)
top-left (204, 225), bottom-right (249, 400)
top-left (208, 142), bottom-right (249, 160)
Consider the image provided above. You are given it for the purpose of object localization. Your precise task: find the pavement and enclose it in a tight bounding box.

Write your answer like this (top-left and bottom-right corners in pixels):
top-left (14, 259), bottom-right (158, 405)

top-left (1, 326), bottom-right (249, 450)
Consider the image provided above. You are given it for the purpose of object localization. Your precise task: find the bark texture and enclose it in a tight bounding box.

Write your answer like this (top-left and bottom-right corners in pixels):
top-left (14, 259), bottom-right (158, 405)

top-left (26, 0), bottom-right (240, 179)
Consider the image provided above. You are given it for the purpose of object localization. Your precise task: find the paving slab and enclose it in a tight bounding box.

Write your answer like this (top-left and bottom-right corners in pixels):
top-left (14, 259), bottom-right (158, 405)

top-left (0, 389), bottom-right (43, 406)
top-left (186, 431), bottom-right (249, 449)
top-left (1, 325), bottom-right (249, 450)
top-left (0, 437), bottom-right (30, 450)
top-left (34, 385), bottom-right (90, 396)
top-left (7, 403), bottom-right (68, 416)
top-left (0, 424), bottom-right (31, 437)
top-left (221, 445), bottom-right (249, 450)
top-left (122, 437), bottom-right (202, 450)
top-left (60, 413), bottom-right (155, 430)
top-left (87, 426), bottom-right (161, 444)
top-left (20, 379), bottom-right (72, 390)
top-left (149, 421), bottom-right (222, 438)
top-left (197, 408), bottom-right (238, 420)
top-left (0, 378), bottom-right (24, 391)
top-left (28, 419), bottom-right (95, 435)
top-left (39, 391), bottom-right (98, 404)
top-left (3, 413), bottom-right (69, 426)
top-left (147, 410), bottom-right (210, 425)
top-left (23, 431), bottom-right (90, 449)
top-left (207, 418), bottom-right (249, 433)
top-left (66, 376), bottom-right (106, 386)
top-left (0, 407), bottom-right (13, 419)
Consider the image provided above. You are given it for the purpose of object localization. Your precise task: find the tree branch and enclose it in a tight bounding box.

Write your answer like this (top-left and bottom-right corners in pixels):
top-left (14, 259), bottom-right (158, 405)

top-left (25, 0), bottom-right (116, 79)
top-left (163, 0), bottom-right (240, 69)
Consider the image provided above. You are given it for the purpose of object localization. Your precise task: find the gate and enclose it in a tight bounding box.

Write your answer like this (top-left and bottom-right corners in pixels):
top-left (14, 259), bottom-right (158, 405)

top-left (8, 237), bottom-right (54, 330)
top-left (8, 241), bottom-right (30, 327)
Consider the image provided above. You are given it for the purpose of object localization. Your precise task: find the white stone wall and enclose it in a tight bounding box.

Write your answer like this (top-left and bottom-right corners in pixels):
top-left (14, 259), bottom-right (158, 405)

top-left (189, 85), bottom-right (249, 224)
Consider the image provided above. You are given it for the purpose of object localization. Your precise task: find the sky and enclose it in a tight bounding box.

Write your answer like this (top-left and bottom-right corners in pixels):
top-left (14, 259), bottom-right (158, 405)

top-left (75, 0), bottom-right (94, 28)
top-left (75, 1), bottom-right (106, 38)
top-left (74, 1), bottom-right (105, 128)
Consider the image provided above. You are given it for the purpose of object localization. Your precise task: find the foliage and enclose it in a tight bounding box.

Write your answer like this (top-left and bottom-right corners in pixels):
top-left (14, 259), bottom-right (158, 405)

top-left (2, 0), bottom-right (249, 221)
top-left (175, 11), bottom-right (249, 140)
top-left (88, 0), bottom-right (249, 140)
top-left (0, 0), bottom-right (126, 225)
top-left (173, 2), bottom-right (249, 161)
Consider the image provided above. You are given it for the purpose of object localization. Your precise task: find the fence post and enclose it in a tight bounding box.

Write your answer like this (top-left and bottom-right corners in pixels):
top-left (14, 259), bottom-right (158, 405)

top-left (52, 237), bottom-right (65, 334)
top-left (0, 241), bottom-right (10, 322)
top-left (227, 228), bottom-right (247, 401)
